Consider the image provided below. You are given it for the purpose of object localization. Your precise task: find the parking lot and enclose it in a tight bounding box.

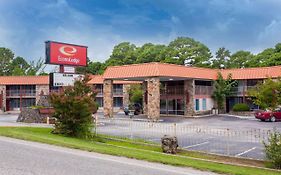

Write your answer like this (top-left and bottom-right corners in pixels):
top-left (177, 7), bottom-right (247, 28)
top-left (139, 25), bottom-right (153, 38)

top-left (96, 114), bottom-right (281, 160)
top-left (0, 113), bottom-right (280, 160)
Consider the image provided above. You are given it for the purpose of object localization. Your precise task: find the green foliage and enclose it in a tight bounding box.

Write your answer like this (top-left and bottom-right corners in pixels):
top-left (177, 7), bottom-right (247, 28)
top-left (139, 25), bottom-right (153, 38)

top-left (129, 84), bottom-right (143, 104)
top-left (264, 130), bottom-right (281, 169)
top-left (232, 103), bottom-right (250, 111)
top-left (248, 78), bottom-right (281, 110)
top-left (49, 75), bottom-right (98, 138)
top-left (227, 51), bottom-right (254, 68)
top-left (212, 72), bottom-right (237, 112)
top-left (105, 42), bottom-right (137, 67)
top-left (0, 47), bottom-right (14, 75)
top-left (0, 47), bottom-right (46, 76)
top-left (166, 37), bottom-right (212, 67)
top-left (212, 47), bottom-right (231, 69)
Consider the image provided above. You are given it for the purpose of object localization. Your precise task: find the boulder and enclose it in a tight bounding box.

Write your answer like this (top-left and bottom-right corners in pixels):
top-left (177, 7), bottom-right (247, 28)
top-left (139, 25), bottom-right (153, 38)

top-left (17, 108), bottom-right (46, 123)
top-left (161, 135), bottom-right (178, 154)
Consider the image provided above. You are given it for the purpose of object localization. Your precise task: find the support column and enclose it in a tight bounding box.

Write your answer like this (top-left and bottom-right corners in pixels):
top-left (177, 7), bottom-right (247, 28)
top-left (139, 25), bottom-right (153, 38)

top-left (142, 81), bottom-right (148, 115)
top-left (103, 79), bottom-right (113, 118)
top-left (147, 78), bottom-right (160, 120)
top-left (184, 79), bottom-right (195, 116)
top-left (0, 85), bottom-right (6, 111)
top-left (122, 84), bottom-right (130, 108)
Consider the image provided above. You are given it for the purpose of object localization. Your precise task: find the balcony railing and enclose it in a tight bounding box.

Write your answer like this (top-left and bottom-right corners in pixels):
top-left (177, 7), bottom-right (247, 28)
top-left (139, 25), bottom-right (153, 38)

top-left (195, 86), bottom-right (213, 95)
top-left (113, 89), bottom-right (123, 95)
top-left (6, 89), bottom-right (36, 97)
top-left (161, 87), bottom-right (184, 95)
top-left (229, 86), bottom-right (257, 96)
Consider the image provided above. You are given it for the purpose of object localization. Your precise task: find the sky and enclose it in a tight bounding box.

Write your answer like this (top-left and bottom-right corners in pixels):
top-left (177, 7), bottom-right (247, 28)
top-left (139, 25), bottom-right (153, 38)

top-left (0, 0), bottom-right (281, 66)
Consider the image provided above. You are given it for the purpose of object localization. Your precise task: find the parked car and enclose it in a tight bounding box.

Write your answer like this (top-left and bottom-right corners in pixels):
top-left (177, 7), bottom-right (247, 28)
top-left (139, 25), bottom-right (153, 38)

top-left (255, 108), bottom-right (281, 122)
top-left (124, 103), bottom-right (142, 116)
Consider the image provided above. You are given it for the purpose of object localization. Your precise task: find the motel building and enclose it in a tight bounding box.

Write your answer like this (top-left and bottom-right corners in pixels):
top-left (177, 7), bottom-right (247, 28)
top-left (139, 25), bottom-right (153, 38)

top-left (0, 62), bottom-right (280, 120)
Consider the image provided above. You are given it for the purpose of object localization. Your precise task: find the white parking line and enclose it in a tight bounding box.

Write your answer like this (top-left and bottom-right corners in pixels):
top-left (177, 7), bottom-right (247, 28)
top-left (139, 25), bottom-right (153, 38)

top-left (235, 147), bottom-right (256, 157)
top-left (183, 141), bottom-right (210, 149)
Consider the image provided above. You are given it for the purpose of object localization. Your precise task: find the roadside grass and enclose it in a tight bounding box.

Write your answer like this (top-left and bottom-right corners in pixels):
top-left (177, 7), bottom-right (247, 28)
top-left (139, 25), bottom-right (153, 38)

top-left (0, 127), bottom-right (280, 175)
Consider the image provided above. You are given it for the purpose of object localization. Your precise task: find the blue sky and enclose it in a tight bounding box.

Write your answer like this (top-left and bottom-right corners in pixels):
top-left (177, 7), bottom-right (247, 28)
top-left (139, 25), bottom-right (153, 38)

top-left (1, 0), bottom-right (281, 65)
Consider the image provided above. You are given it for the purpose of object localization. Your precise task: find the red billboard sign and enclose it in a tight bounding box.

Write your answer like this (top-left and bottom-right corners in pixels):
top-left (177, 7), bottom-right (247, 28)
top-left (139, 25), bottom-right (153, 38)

top-left (45, 41), bottom-right (87, 66)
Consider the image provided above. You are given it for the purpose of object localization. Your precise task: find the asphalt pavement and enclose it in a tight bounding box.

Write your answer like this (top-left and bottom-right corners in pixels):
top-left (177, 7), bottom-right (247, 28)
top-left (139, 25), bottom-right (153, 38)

top-left (0, 136), bottom-right (218, 175)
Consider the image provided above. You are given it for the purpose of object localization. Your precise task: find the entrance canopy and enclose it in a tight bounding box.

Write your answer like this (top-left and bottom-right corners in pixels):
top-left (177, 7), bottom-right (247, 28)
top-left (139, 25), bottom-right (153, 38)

top-left (103, 62), bottom-right (217, 81)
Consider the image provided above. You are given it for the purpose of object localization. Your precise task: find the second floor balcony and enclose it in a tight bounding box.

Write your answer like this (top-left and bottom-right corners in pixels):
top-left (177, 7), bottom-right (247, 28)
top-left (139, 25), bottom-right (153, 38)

top-left (195, 86), bottom-right (213, 95)
top-left (6, 89), bottom-right (36, 97)
top-left (229, 86), bottom-right (257, 96)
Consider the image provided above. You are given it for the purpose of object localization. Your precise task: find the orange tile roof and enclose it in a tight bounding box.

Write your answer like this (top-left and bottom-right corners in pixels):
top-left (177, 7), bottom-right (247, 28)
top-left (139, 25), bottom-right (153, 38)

top-left (0, 76), bottom-right (49, 85)
top-left (221, 66), bottom-right (281, 80)
top-left (103, 62), bottom-right (281, 80)
top-left (88, 75), bottom-right (141, 84)
top-left (103, 62), bottom-right (218, 80)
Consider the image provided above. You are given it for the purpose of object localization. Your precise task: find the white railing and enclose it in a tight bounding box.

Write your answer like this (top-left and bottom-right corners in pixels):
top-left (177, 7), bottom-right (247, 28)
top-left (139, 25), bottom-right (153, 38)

top-left (96, 118), bottom-right (277, 160)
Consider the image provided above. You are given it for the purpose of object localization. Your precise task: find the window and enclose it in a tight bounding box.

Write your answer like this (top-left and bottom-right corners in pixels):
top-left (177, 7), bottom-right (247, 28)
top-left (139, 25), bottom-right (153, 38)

top-left (195, 99), bottom-right (200, 111)
top-left (96, 97), bottom-right (103, 107)
top-left (202, 98), bottom-right (207, 110)
top-left (113, 97), bottom-right (123, 107)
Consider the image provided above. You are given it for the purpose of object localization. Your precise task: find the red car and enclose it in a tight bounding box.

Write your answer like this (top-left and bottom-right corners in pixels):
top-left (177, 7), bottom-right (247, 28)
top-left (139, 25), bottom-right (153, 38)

top-left (255, 108), bottom-right (281, 122)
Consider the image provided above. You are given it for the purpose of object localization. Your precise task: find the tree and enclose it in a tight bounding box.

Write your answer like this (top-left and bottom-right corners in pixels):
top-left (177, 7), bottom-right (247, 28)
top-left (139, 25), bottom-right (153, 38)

top-left (212, 72), bottom-right (237, 113)
top-left (49, 75), bottom-right (98, 138)
top-left (26, 58), bottom-right (46, 75)
top-left (212, 47), bottom-right (231, 69)
top-left (166, 37), bottom-right (212, 67)
top-left (0, 48), bottom-right (14, 75)
top-left (248, 78), bottom-right (281, 110)
top-left (136, 43), bottom-right (166, 63)
top-left (9, 56), bottom-right (30, 75)
top-left (129, 84), bottom-right (143, 104)
top-left (228, 51), bottom-right (254, 68)
top-left (105, 42), bottom-right (137, 67)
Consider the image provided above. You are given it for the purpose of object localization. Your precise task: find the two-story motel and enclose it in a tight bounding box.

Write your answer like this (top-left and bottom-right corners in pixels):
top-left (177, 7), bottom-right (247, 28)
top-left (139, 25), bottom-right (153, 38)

top-left (0, 62), bottom-right (280, 119)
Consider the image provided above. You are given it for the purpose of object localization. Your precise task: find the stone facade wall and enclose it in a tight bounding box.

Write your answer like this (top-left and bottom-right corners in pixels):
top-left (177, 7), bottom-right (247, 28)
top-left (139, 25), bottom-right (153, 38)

top-left (184, 79), bottom-right (195, 116)
top-left (103, 79), bottom-right (113, 117)
top-left (142, 81), bottom-right (148, 115)
top-left (122, 84), bottom-right (130, 107)
top-left (0, 85), bottom-right (6, 111)
top-left (36, 85), bottom-right (49, 105)
top-left (147, 78), bottom-right (160, 120)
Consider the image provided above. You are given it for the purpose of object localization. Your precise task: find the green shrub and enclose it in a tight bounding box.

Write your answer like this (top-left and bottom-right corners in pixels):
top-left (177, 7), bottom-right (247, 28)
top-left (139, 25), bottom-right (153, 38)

top-left (49, 75), bottom-right (98, 138)
top-left (264, 130), bottom-right (281, 169)
top-left (232, 103), bottom-right (250, 111)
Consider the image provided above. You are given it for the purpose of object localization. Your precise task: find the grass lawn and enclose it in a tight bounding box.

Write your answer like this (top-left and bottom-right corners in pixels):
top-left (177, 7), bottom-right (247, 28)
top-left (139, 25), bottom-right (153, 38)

top-left (0, 127), bottom-right (280, 175)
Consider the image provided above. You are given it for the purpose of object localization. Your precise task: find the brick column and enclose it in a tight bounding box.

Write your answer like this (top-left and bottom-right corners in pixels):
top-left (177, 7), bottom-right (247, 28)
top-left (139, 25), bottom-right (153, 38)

top-left (0, 85), bottom-right (6, 111)
top-left (147, 78), bottom-right (160, 120)
top-left (123, 84), bottom-right (130, 107)
top-left (142, 81), bottom-right (148, 115)
top-left (184, 79), bottom-right (195, 116)
top-left (103, 79), bottom-right (113, 117)
top-left (36, 85), bottom-right (49, 105)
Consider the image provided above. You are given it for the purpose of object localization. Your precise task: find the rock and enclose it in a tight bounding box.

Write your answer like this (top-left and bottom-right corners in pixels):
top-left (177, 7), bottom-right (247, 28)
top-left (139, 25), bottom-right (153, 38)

top-left (161, 135), bottom-right (178, 154)
top-left (17, 108), bottom-right (46, 123)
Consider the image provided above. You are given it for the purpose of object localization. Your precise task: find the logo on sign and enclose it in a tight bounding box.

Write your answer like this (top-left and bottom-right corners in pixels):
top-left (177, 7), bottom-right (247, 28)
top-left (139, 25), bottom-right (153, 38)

top-left (59, 46), bottom-right (77, 56)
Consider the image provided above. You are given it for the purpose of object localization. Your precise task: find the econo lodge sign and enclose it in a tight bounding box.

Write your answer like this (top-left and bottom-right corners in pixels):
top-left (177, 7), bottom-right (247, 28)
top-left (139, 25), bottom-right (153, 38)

top-left (45, 41), bottom-right (87, 66)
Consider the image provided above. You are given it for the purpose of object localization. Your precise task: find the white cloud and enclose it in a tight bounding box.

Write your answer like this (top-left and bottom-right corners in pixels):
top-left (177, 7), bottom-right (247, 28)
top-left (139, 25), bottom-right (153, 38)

top-left (258, 19), bottom-right (281, 47)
